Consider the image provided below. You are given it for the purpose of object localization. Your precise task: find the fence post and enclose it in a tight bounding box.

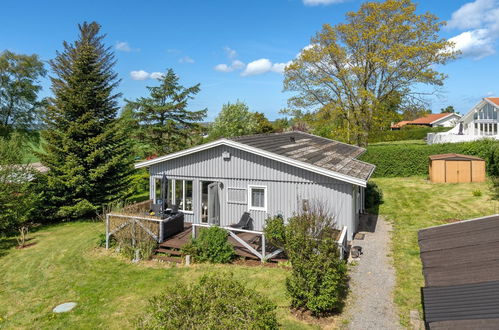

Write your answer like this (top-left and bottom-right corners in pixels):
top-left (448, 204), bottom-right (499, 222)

top-left (132, 218), bottom-right (136, 248)
top-left (261, 233), bottom-right (266, 263)
top-left (159, 220), bottom-right (164, 243)
top-left (192, 224), bottom-right (196, 239)
top-left (105, 214), bottom-right (110, 249)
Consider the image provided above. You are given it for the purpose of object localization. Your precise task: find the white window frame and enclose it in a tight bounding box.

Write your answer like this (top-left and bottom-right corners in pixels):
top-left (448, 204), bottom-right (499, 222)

top-left (248, 185), bottom-right (267, 212)
top-left (171, 179), bottom-right (194, 214)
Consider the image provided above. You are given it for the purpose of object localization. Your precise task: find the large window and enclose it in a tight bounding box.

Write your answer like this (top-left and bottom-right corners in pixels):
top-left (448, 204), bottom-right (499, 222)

top-left (248, 185), bottom-right (266, 211)
top-left (171, 179), bottom-right (193, 212)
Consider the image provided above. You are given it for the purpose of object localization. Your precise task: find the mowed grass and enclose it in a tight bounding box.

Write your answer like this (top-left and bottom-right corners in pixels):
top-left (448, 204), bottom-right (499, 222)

top-left (0, 222), bottom-right (317, 329)
top-left (373, 176), bottom-right (499, 327)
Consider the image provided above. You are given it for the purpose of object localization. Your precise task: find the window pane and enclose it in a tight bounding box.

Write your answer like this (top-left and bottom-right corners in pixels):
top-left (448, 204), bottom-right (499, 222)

top-left (251, 188), bottom-right (265, 208)
top-left (175, 180), bottom-right (183, 210)
top-left (155, 178), bottom-right (161, 203)
top-left (185, 181), bottom-right (193, 211)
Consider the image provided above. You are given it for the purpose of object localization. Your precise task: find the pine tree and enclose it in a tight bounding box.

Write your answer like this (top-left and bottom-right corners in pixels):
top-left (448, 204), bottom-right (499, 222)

top-left (40, 22), bottom-right (133, 219)
top-left (126, 69), bottom-right (207, 155)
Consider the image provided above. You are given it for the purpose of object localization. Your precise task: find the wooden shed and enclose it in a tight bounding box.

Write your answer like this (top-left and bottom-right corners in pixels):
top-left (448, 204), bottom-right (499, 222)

top-left (429, 153), bottom-right (485, 183)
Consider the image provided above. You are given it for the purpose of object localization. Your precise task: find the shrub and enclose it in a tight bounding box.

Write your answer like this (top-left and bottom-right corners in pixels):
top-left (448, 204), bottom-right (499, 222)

top-left (264, 206), bottom-right (348, 316)
top-left (365, 181), bottom-right (383, 210)
top-left (472, 189), bottom-right (482, 197)
top-left (137, 272), bottom-right (279, 329)
top-left (360, 139), bottom-right (499, 177)
top-left (182, 226), bottom-right (235, 263)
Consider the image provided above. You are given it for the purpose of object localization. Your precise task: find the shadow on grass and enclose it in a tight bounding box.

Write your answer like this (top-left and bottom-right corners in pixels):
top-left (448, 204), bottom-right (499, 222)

top-left (0, 237), bottom-right (17, 258)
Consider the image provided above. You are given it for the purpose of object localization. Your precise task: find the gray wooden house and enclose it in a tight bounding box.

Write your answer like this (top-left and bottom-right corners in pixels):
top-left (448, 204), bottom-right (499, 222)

top-left (135, 131), bottom-right (375, 240)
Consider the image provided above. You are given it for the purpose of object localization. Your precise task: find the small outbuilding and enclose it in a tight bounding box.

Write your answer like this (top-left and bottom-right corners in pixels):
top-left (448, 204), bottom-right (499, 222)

top-left (428, 153), bottom-right (485, 183)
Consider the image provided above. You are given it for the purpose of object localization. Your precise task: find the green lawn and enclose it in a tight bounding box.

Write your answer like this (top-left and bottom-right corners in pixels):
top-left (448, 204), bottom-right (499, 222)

top-left (0, 222), bottom-right (317, 329)
top-left (373, 176), bottom-right (499, 327)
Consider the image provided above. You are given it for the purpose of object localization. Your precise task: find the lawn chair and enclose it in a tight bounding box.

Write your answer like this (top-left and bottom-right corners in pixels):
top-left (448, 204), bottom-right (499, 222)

top-left (230, 212), bottom-right (252, 230)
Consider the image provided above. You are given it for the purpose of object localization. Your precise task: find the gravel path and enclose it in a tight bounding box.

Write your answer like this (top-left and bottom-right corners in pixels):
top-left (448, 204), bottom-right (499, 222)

top-left (342, 214), bottom-right (401, 330)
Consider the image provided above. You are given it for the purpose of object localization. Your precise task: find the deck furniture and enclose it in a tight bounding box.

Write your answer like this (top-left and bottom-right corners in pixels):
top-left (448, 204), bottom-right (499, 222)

top-left (230, 212), bottom-right (252, 230)
top-left (161, 211), bottom-right (184, 239)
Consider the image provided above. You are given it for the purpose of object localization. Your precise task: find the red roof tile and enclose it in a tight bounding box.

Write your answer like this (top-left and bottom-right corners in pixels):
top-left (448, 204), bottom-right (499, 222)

top-left (486, 97), bottom-right (499, 106)
top-left (409, 113), bottom-right (451, 125)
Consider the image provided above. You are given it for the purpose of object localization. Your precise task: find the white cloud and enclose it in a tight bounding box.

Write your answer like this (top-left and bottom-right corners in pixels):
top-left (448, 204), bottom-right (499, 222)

top-left (224, 46), bottom-right (237, 59)
top-left (270, 61), bottom-right (293, 74)
top-left (150, 72), bottom-right (164, 79)
top-left (303, 0), bottom-right (345, 6)
top-left (447, 0), bottom-right (496, 30)
top-left (447, 0), bottom-right (499, 60)
top-left (214, 63), bottom-right (233, 72)
top-left (116, 41), bottom-right (139, 52)
top-left (231, 60), bottom-right (245, 70)
top-left (449, 29), bottom-right (496, 59)
top-left (130, 70), bottom-right (164, 80)
top-left (242, 59), bottom-right (272, 76)
top-left (179, 56), bottom-right (195, 64)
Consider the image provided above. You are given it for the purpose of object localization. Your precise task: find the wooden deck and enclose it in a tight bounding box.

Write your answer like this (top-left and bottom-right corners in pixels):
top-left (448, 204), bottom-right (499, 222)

top-left (158, 222), bottom-right (285, 261)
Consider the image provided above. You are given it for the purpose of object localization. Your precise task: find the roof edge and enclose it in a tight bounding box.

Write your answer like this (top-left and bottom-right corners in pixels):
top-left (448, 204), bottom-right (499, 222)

top-left (418, 214), bottom-right (499, 233)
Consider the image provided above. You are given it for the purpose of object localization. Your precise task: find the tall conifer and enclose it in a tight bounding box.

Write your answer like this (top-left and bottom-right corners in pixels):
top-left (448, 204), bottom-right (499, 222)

top-left (40, 22), bottom-right (132, 218)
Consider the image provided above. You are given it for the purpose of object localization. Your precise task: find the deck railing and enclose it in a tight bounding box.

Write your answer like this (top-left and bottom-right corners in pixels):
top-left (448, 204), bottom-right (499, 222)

top-left (192, 223), bottom-right (349, 262)
top-left (105, 213), bottom-right (165, 249)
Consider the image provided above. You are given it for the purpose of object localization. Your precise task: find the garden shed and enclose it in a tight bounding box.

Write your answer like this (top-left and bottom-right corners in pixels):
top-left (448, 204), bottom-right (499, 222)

top-left (429, 153), bottom-right (485, 183)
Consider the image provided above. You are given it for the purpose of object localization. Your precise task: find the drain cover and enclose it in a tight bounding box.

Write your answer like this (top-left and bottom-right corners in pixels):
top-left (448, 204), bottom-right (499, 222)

top-left (53, 302), bottom-right (77, 313)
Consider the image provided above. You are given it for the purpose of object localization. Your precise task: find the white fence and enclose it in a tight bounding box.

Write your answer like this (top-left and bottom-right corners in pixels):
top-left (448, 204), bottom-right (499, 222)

top-left (427, 133), bottom-right (499, 145)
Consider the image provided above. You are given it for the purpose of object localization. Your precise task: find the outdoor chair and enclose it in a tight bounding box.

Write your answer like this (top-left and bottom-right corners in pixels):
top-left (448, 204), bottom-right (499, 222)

top-left (230, 212), bottom-right (252, 230)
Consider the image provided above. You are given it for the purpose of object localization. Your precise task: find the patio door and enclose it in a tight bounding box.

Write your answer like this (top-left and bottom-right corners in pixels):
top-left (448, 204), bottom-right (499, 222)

top-left (207, 182), bottom-right (220, 225)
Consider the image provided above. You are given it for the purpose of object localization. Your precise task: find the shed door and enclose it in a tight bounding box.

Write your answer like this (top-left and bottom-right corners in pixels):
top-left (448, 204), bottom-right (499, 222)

top-left (445, 161), bottom-right (471, 183)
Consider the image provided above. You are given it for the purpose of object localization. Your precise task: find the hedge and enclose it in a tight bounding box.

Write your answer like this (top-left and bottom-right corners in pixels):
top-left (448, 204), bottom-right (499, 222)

top-left (368, 126), bottom-right (451, 143)
top-left (360, 139), bottom-right (499, 177)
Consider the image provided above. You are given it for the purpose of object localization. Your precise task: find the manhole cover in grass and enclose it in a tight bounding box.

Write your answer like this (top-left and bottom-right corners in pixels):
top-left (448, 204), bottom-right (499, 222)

top-left (53, 302), bottom-right (77, 313)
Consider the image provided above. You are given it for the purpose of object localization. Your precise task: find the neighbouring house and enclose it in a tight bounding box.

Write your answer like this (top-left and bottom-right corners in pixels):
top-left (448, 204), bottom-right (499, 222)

top-left (418, 214), bottom-right (499, 329)
top-left (427, 97), bottom-right (499, 144)
top-left (134, 131), bottom-right (376, 241)
top-left (391, 113), bottom-right (461, 130)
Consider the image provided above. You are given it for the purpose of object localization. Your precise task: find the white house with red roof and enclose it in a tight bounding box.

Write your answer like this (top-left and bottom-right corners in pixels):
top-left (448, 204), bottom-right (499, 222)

top-left (391, 113), bottom-right (461, 130)
top-left (428, 97), bottom-right (499, 144)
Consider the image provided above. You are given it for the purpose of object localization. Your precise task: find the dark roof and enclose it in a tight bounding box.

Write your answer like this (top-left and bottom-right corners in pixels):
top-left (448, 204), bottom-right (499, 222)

top-left (429, 153), bottom-right (484, 161)
top-left (230, 131), bottom-right (375, 181)
top-left (418, 215), bottom-right (499, 329)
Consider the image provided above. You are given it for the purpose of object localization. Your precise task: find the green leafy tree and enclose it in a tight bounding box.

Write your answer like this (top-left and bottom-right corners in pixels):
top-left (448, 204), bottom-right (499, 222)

top-left (253, 112), bottom-right (274, 134)
top-left (126, 69), bottom-right (207, 156)
top-left (0, 51), bottom-right (46, 136)
top-left (209, 101), bottom-right (259, 139)
top-left (284, 0), bottom-right (457, 146)
top-left (440, 105), bottom-right (455, 113)
top-left (0, 134), bottom-right (36, 239)
top-left (39, 22), bottom-right (133, 219)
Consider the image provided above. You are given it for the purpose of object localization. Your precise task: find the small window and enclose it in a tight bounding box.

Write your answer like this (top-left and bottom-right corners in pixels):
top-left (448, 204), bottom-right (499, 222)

top-left (248, 185), bottom-right (266, 211)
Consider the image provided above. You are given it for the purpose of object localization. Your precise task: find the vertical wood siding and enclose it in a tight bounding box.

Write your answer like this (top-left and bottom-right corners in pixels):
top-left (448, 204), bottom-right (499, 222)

top-left (149, 145), bottom-right (357, 239)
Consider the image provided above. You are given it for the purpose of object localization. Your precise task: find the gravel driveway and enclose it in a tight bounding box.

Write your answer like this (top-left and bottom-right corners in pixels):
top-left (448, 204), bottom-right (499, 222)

top-left (342, 214), bottom-right (401, 330)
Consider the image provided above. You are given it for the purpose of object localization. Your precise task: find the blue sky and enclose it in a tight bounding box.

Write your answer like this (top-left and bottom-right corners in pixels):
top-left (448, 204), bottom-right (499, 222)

top-left (2, 0), bottom-right (498, 120)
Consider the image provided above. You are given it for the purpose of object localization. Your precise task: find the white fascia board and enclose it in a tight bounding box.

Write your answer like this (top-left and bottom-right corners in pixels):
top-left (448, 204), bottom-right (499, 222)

top-left (419, 214), bottom-right (499, 232)
top-left (484, 98), bottom-right (499, 109)
top-left (461, 100), bottom-right (487, 122)
top-left (135, 138), bottom-right (368, 187)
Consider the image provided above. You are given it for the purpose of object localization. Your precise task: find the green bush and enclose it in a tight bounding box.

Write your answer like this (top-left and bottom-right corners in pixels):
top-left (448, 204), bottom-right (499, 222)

top-left (182, 226), bottom-right (235, 263)
top-left (264, 208), bottom-right (348, 316)
top-left (368, 126), bottom-right (451, 143)
top-left (365, 182), bottom-right (383, 210)
top-left (137, 272), bottom-right (279, 330)
top-left (472, 190), bottom-right (482, 197)
top-left (361, 139), bottom-right (499, 177)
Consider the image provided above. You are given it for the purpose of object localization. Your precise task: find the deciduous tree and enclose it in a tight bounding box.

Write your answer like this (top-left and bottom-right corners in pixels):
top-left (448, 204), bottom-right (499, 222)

top-left (284, 0), bottom-right (457, 146)
top-left (209, 101), bottom-right (259, 139)
top-left (0, 51), bottom-right (46, 136)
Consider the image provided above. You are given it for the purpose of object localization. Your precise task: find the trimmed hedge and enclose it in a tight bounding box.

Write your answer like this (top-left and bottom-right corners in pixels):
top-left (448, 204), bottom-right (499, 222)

top-left (368, 126), bottom-right (451, 143)
top-left (360, 139), bottom-right (499, 177)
